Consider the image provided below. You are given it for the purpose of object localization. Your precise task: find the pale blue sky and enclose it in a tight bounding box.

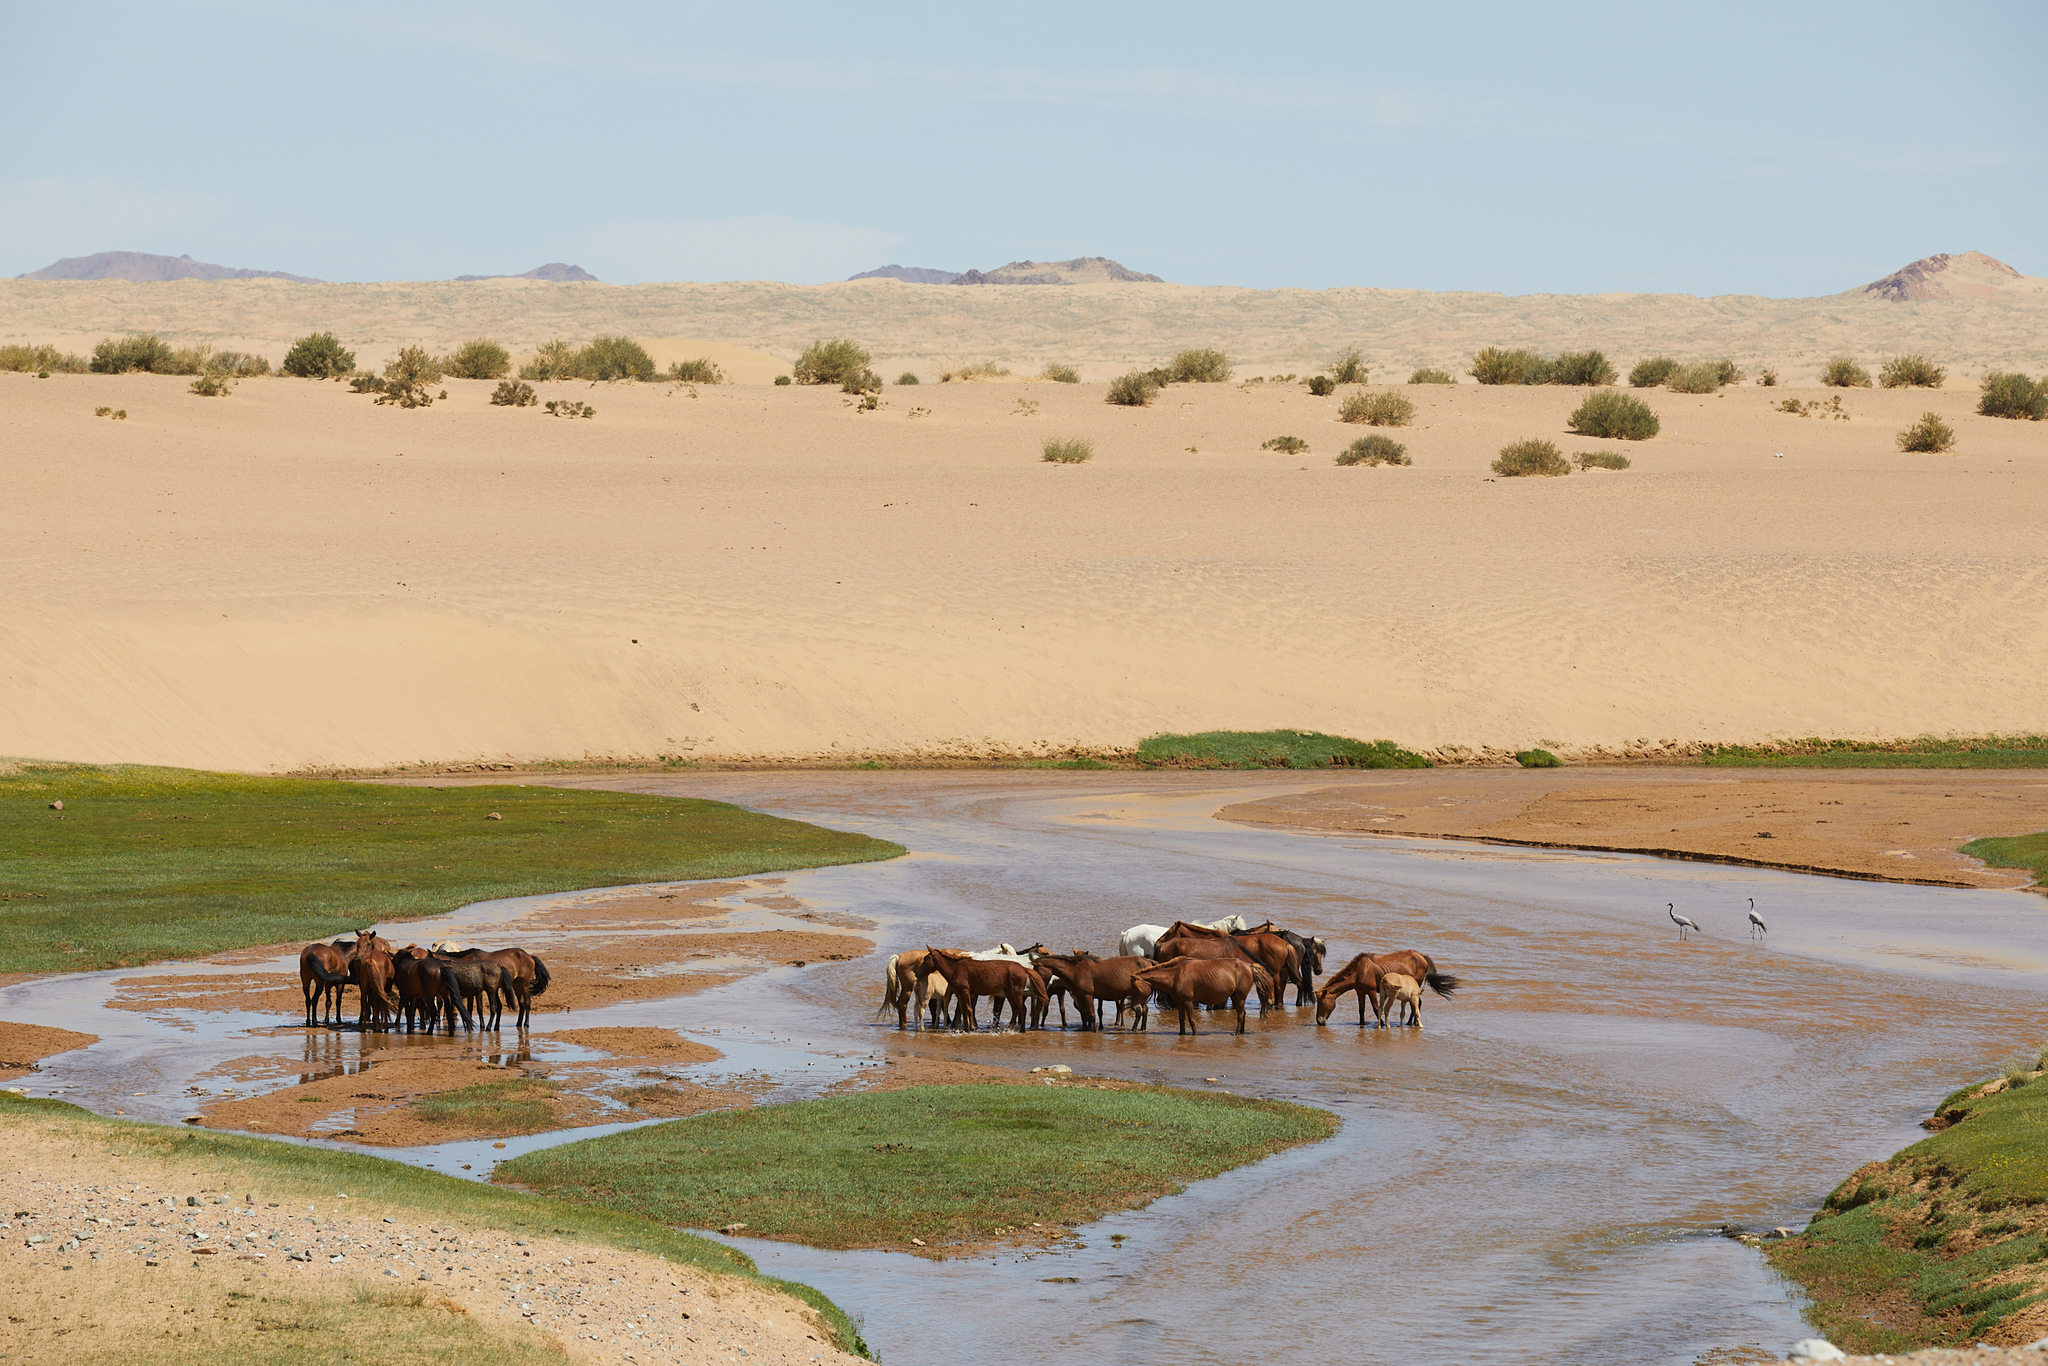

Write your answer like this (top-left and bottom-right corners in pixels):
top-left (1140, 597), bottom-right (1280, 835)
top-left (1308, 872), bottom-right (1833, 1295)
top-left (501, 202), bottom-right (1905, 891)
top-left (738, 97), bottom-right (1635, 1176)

top-left (4, 1), bottom-right (2042, 295)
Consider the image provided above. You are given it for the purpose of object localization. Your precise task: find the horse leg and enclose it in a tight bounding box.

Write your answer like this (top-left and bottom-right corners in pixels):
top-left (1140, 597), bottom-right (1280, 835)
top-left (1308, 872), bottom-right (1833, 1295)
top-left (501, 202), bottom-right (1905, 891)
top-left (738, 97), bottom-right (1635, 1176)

top-left (1235, 991), bottom-right (1248, 1034)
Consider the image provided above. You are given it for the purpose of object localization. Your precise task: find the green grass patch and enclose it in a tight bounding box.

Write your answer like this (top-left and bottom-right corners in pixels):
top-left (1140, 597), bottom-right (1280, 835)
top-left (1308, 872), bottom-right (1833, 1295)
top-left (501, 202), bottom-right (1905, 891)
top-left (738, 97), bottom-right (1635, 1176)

top-left (1960, 831), bottom-right (2048, 890)
top-left (1136, 729), bottom-right (1430, 770)
top-left (412, 1079), bottom-right (559, 1133)
top-left (0, 1092), bottom-right (870, 1357)
top-left (1515, 749), bottom-right (1562, 768)
top-left (1700, 736), bottom-right (2048, 770)
top-left (497, 1083), bottom-right (1334, 1252)
top-left (0, 760), bottom-right (905, 973)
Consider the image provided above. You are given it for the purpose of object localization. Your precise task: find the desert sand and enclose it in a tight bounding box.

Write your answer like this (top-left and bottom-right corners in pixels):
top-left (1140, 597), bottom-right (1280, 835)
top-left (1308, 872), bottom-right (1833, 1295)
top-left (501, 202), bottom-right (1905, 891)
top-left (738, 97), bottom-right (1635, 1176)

top-left (4, 274), bottom-right (2046, 383)
top-left (3, 363), bottom-right (2044, 772)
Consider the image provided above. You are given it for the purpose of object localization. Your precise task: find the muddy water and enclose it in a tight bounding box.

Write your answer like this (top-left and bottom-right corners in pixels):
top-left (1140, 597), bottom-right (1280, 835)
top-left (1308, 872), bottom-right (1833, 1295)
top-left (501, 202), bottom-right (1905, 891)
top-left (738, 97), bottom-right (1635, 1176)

top-left (10, 771), bottom-right (2048, 1365)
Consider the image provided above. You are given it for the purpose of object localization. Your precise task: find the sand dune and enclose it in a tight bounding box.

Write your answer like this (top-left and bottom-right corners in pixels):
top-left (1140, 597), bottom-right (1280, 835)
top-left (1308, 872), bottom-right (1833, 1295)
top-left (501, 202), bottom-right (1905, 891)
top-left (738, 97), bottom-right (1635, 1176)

top-left (4, 276), bottom-right (2044, 385)
top-left (2, 365), bottom-right (2042, 772)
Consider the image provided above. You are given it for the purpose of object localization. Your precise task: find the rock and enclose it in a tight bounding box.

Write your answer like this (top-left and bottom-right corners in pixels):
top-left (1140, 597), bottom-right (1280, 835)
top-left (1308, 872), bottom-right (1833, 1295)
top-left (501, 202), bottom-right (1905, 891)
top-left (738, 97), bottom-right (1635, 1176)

top-left (909, 1237), bottom-right (925, 1247)
top-left (719, 1223), bottom-right (747, 1235)
top-left (1787, 1341), bottom-right (1846, 1361)
top-left (182, 1116), bottom-right (203, 1125)
top-left (1204, 1077), bottom-right (1221, 1083)
top-left (486, 812), bottom-right (502, 820)
top-left (48, 800), bottom-right (61, 810)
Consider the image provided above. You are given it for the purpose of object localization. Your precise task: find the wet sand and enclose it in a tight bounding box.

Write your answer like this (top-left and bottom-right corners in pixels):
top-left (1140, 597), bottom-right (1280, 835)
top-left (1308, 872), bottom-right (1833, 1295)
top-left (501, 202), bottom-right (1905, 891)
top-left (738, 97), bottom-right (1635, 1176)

top-left (0, 1022), bottom-right (97, 1082)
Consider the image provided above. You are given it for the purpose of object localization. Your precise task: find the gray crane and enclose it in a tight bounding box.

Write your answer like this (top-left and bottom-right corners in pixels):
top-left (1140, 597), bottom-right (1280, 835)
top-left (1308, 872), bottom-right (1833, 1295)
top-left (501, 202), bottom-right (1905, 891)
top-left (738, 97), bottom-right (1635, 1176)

top-left (1747, 898), bottom-right (1768, 938)
top-left (1669, 903), bottom-right (1702, 940)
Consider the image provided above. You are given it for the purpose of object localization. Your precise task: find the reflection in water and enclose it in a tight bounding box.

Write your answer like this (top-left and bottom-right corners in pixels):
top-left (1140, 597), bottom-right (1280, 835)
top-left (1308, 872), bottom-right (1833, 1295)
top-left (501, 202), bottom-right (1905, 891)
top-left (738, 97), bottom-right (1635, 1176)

top-left (295, 1025), bottom-right (534, 1084)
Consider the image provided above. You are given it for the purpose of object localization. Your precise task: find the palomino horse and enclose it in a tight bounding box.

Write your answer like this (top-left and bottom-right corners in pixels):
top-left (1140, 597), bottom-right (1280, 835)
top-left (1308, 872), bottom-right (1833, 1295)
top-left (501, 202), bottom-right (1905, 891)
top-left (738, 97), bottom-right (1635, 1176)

top-left (1029, 951), bottom-right (1154, 1030)
top-left (298, 936), bottom-right (357, 1027)
top-left (1127, 957), bottom-right (1273, 1036)
top-left (922, 947), bottom-right (1045, 1031)
top-left (1377, 972), bottom-right (1423, 1026)
top-left (883, 944), bottom-right (1041, 1029)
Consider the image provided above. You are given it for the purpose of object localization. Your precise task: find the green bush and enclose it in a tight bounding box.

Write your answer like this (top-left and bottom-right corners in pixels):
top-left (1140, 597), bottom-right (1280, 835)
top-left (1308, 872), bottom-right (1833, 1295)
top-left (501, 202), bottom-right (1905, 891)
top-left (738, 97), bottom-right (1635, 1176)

top-left (519, 339), bottom-right (579, 381)
top-left (1897, 412), bottom-right (1957, 453)
top-left (1758, 368), bottom-right (1780, 387)
top-left (774, 374), bottom-right (792, 386)
top-left (490, 379), bottom-right (538, 407)
top-left (1337, 435), bottom-right (1409, 466)
top-left (1408, 367), bottom-right (1457, 385)
top-left (1339, 391), bottom-right (1415, 426)
top-left (1493, 438), bottom-right (1570, 477)
top-left (1167, 348), bottom-right (1231, 383)
top-left (0, 342), bottom-right (88, 373)
top-left (1039, 363), bottom-right (1080, 384)
top-left (1137, 730), bottom-right (1430, 770)
top-left (1666, 362), bottom-right (1726, 394)
top-left (1567, 390), bottom-right (1660, 440)
top-left (1261, 435), bottom-right (1309, 454)
top-left (578, 335), bottom-right (656, 382)
top-left (895, 371), bottom-right (920, 385)
top-left (1325, 349), bottom-right (1369, 384)
top-left (1515, 748), bottom-right (1562, 768)
top-left (1880, 354), bottom-right (1945, 389)
top-left (666, 357), bottom-right (724, 384)
top-left (374, 345), bottom-right (442, 408)
top-left (1822, 357), bottom-right (1873, 388)
top-left (1549, 350), bottom-right (1617, 386)
top-left (209, 351), bottom-right (270, 378)
top-left (793, 338), bottom-right (872, 387)
top-left (544, 399), bottom-right (595, 419)
top-left (188, 372), bottom-right (233, 397)
top-left (1629, 356), bottom-right (1679, 388)
top-left (90, 333), bottom-right (177, 374)
top-left (840, 367), bottom-right (883, 395)
top-left (1041, 436), bottom-right (1093, 463)
top-left (1470, 347), bottom-right (1551, 385)
top-left (166, 343), bottom-right (217, 376)
top-left (280, 332), bottom-right (354, 379)
top-left (445, 338), bottom-right (511, 380)
top-left (1978, 371), bottom-right (2047, 420)
top-left (1306, 375), bottom-right (1336, 396)
top-left (1106, 371), bottom-right (1159, 406)
top-left (1573, 450), bottom-right (1631, 471)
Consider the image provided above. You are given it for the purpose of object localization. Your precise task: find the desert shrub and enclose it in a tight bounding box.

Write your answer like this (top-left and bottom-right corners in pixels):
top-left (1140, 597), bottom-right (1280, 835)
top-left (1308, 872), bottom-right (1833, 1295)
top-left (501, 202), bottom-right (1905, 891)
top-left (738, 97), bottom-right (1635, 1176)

top-left (1167, 348), bottom-right (1231, 383)
top-left (1041, 436), bottom-right (1093, 464)
top-left (188, 372), bottom-right (233, 397)
top-left (208, 351), bottom-right (270, 378)
top-left (1896, 412), bottom-right (1956, 453)
top-left (1757, 368), bottom-right (1779, 387)
top-left (1261, 435), bottom-right (1309, 454)
top-left (1822, 357), bottom-right (1873, 388)
top-left (520, 339), bottom-right (580, 381)
top-left (166, 343), bottom-right (219, 376)
top-left (90, 333), bottom-right (177, 374)
top-left (1515, 749), bottom-right (1562, 768)
top-left (1306, 375), bottom-right (1336, 396)
top-left (1628, 356), bottom-right (1679, 388)
top-left (1106, 371), bottom-right (1160, 406)
top-left (544, 399), bottom-right (595, 419)
top-left (1337, 435), bottom-right (1409, 467)
top-left (896, 372), bottom-right (921, 386)
top-left (1880, 354), bottom-right (1946, 389)
top-left (1492, 438), bottom-right (1570, 477)
top-left (1408, 367), bottom-right (1457, 385)
top-left (373, 345), bottom-right (442, 407)
top-left (667, 357), bottom-right (724, 384)
top-left (1469, 347), bottom-right (1551, 385)
top-left (1714, 359), bottom-right (1745, 386)
top-left (1325, 349), bottom-right (1369, 385)
top-left (1573, 450), bottom-right (1631, 471)
top-left (1665, 362), bottom-right (1726, 394)
top-left (1039, 363), bottom-right (1080, 384)
top-left (774, 374), bottom-right (791, 385)
top-left (793, 338), bottom-right (872, 387)
top-left (941, 360), bottom-right (1011, 382)
top-left (1978, 371), bottom-right (2047, 420)
top-left (281, 331), bottom-right (355, 379)
top-left (1339, 391), bottom-right (1415, 426)
top-left (348, 373), bottom-right (385, 394)
top-left (94, 406), bottom-right (128, 419)
top-left (445, 338), bottom-right (511, 380)
top-left (490, 379), bottom-right (537, 407)
top-left (840, 368), bottom-right (883, 395)
top-left (1567, 390), bottom-right (1660, 440)
top-left (1549, 350), bottom-right (1617, 387)
top-left (578, 335), bottom-right (656, 382)
top-left (1, 343), bottom-right (88, 373)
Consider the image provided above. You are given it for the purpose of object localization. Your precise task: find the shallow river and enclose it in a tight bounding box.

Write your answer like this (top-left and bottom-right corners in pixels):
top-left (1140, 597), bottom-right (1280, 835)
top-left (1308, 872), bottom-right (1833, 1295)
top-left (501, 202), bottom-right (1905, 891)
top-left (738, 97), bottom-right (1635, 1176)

top-left (12, 771), bottom-right (2048, 1364)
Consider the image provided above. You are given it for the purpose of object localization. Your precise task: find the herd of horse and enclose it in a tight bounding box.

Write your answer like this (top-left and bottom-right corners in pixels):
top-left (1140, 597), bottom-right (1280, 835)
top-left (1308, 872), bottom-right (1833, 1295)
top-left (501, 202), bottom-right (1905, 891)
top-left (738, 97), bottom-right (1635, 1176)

top-left (297, 930), bottom-right (551, 1033)
top-left (880, 915), bottom-right (1462, 1036)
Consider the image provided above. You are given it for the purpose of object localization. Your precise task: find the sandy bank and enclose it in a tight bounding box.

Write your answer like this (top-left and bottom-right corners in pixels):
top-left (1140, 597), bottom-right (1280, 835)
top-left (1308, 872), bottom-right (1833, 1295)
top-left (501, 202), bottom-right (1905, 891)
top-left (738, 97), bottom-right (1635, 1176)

top-left (0, 1022), bottom-right (97, 1083)
top-left (1217, 767), bottom-right (2048, 890)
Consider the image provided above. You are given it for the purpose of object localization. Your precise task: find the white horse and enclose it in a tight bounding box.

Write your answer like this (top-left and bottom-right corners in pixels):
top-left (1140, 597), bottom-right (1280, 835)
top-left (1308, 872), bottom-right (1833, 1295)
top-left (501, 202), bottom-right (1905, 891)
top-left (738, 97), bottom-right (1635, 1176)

top-left (1117, 914), bottom-right (1249, 960)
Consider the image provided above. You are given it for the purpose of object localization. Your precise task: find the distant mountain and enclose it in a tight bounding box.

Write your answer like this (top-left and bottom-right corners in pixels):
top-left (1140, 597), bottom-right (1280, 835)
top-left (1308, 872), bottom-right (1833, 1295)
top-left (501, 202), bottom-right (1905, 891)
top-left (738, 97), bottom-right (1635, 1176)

top-left (18, 251), bottom-right (321, 283)
top-left (1852, 251), bottom-right (2046, 302)
top-left (848, 264), bottom-right (961, 284)
top-left (453, 263), bottom-right (600, 282)
top-left (953, 257), bottom-right (1165, 286)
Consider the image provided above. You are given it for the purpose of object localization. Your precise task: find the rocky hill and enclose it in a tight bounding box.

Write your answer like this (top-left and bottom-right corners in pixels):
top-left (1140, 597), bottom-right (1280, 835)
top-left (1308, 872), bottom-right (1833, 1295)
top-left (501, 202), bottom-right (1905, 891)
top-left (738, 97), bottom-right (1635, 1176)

top-left (847, 264), bottom-right (961, 284)
top-left (952, 256), bottom-right (1164, 285)
top-left (1853, 251), bottom-right (2045, 302)
top-left (453, 263), bottom-right (600, 282)
top-left (18, 251), bottom-right (321, 283)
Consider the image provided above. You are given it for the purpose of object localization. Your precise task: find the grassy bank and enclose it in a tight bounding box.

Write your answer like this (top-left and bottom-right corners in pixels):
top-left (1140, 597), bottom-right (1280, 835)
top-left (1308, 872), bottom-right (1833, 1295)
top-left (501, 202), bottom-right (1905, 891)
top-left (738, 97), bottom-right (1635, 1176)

top-left (1960, 831), bottom-right (2048, 890)
top-left (497, 1082), bottom-right (1337, 1252)
top-left (0, 1090), bottom-right (871, 1357)
top-left (0, 760), bottom-right (905, 973)
top-left (1136, 730), bottom-right (1431, 770)
top-left (1704, 736), bottom-right (2048, 768)
top-left (1767, 1045), bottom-right (2048, 1354)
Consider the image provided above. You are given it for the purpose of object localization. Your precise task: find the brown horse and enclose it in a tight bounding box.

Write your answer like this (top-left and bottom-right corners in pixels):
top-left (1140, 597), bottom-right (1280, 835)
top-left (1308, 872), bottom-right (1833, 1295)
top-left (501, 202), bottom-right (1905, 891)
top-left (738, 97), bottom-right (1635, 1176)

top-left (1030, 952), bottom-right (1155, 1030)
top-left (1128, 957), bottom-right (1273, 1036)
top-left (923, 947), bottom-right (1044, 1032)
top-left (348, 931), bottom-right (400, 1030)
top-left (1367, 950), bottom-right (1461, 1005)
top-left (1153, 925), bottom-right (1291, 1012)
top-left (298, 938), bottom-right (355, 1027)
top-left (393, 945), bottom-right (467, 1033)
top-left (1314, 953), bottom-right (1390, 1027)
top-left (436, 943), bottom-right (545, 1027)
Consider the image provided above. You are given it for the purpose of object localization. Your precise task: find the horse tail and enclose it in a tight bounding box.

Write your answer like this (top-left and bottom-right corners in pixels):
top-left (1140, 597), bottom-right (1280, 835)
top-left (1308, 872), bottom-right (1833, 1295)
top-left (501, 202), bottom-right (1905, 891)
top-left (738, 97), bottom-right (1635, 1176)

top-left (1425, 971), bottom-right (1461, 999)
top-left (1250, 963), bottom-right (1274, 1002)
top-left (305, 956), bottom-right (349, 986)
top-left (879, 954), bottom-right (901, 1016)
top-left (529, 956), bottom-right (551, 997)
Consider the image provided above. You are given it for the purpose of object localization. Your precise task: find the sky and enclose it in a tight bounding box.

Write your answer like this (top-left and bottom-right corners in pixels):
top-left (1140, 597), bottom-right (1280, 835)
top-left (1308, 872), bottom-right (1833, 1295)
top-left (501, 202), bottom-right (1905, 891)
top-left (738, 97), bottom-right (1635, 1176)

top-left (2, 1), bottom-right (2043, 296)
